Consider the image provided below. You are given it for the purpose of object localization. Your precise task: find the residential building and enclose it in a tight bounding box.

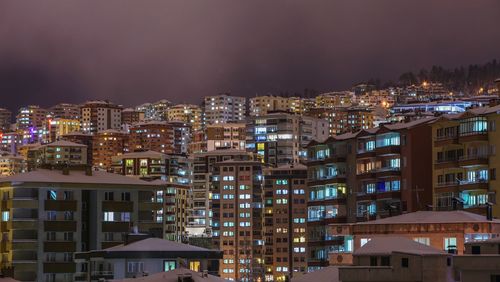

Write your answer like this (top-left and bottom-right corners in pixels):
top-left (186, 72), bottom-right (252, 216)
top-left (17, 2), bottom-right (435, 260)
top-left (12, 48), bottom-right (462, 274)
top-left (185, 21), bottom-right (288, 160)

top-left (431, 105), bottom-right (500, 216)
top-left (203, 94), bottom-right (246, 125)
top-left (43, 118), bottom-right (81, 143)
top-left (189, 150), bottom-right (254, 237)
top-left (28, 140), bottom-right (88, 169)
top-left (211, 159), bottom-right (265, 281)
top-left (0, 168), bottom-right (164, 282)
top-left (49, 103), bottom-right (80, 120)
top-left (315, 92), bottom-right (353, 108)
top-left (121, 108), bottom-right (145, 126)
top-left (136, 99), bottom-right (172, 121)
top-left (454, 237), bottom-right (500, 281)
top-left (189, 131), bottom-right (207, 154)
top-left (263, 164), bottom-right (308, 281)
top-left (110, 267), bottom-right (227, 282)
top-left (0, 152), bottom-right (25, 177)
top-left (0, 132), bottom-right (22, 154)
top-left (306, 118), bottom-right (436, 269)
top-left (92, 130), bottom-right (129, 170)
top-left (206, 123), bottom-right (246, 151)
top-left (306, 107), bottom-right (374, 135)
top-left (74, 237), bottom-right (222, 281)
top-left (249, 96), bottom-right (304, 116)
top-left (128, 121), bottom-right (174, 154)
top-left (15, 105), bottom-right (47, 130)
top-left (60, 132), bottom-right (94, 166)
top-left (0, 108), bottom-right (12, 132)
top-left (80, 100), bottom-right (122, 134)
top-left (168, 121), bottom-right (191, 155)
top-left (247, 112), bottom-right (328, 167)
top-left (167, 104), bottom-right (202, 131)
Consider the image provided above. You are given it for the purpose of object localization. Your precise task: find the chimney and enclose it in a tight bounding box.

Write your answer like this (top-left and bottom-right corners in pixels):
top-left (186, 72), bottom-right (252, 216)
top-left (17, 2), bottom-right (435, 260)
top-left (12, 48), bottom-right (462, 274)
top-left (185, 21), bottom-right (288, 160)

top-left (85, 166), bottom-right (92, 176)
top-left (62, 167), bottom-right (70, 175)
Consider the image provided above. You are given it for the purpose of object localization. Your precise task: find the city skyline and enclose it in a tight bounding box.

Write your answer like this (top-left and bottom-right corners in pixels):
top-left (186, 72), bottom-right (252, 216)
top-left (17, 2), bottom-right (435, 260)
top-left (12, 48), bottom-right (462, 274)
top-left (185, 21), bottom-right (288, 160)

top-left (1, 1), bottom-right (500, 111)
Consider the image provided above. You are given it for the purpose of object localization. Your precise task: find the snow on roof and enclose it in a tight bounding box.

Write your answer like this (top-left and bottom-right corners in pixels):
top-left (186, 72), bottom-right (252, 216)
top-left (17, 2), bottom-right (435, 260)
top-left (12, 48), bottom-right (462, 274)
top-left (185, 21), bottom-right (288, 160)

top-left (42, 140), bottom-right (87, 147)
top-left (104, 238), bottom-right (213, 253)
top-left (466, 236), bottom-right (500, 244)
top-left (111, 268), bottom-right (229, 282)
top-left (114, 150), bottom-right (165, 159)
top-left (271, 163), bottom-right (307, 170)
top-left (355, 210), bottom-right (499, 225)
top-left (0, 169), bottom-right (161, 186)
top-left (383, 117), bottom-right (436, 130)
top-left (0, 278), bottom-right (20, 282)
top-left (291, 266), bottom-right (339, 282)
top-left (354, 237), bottom-right (446, 256)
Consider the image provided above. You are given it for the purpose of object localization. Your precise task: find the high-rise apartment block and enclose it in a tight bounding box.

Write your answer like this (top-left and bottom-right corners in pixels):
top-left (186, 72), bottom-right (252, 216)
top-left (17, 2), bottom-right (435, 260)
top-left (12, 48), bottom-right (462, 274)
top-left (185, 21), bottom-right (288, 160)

top-left (43, 118), bottom-right (81, 143)
top-left (431, 105), bottom-right (500, 217)
top-left (167, 104), bottom-right (202, 131)
top-left (0, 108), bottom-right (12, 132)
top-left (250, 96), bottom-right (305, 116)
top-left (128, 121), bottom-right (174, 154)
top-left (16, 105), bottom-right (47, 130)
top-left (247, 112), bottom-right (328, 166)
top-left (203, 94), bottom-right (246, 125)
top-left (211, 159), bottom-right (264, 281)
top-left (136, 99), bottom-right (172, 121)
top-left (80, 100), bottom-right (122, 134)
top-left (206, 123), bottom-right (246, 151)
top-left (49, 103), bottom-right (81, 120)
top-left (307, 106), bottom-right (374, 136)
top-left (121, 108), bottom-right (145, 126)
top-left (263, 164), bottom-right (308, 281)
top-left (306, 118), bottom-right (435, 270)
top-left (0, 151), bottom-right (25, 177)
top-left (92, 130), bottom-right (128, 170)
top-left (0, 168), bottom-right (164, 281)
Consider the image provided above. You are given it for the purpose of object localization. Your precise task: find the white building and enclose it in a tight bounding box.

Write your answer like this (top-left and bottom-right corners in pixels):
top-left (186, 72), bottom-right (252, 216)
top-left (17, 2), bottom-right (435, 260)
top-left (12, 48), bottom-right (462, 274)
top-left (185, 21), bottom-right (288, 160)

top-left (203, 94), bottom-right (246, 125)
top-left (80, 100), bottom-right (122, 134)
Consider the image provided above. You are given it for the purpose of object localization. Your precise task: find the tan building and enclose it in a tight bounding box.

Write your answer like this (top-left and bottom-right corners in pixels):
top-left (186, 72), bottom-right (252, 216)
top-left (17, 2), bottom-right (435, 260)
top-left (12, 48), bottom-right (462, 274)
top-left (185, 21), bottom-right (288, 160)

top-left (203, 94), bottom-right (246, 125)
top-left (30, 140), bottom-right (88, 168)
top-left (0, 152), bottom-right (25, 177)
top-left (306, 106), bottom-right (374, 136)
top-left (80, 100), bottom-right (122, 134)
top-left (121, 108), bottom-right (145, 126)
top-left (128, 121), bottom-right (174, 154)
top-left (48, 103), bottom-right (80, 120)
top-left (431, 105), bottom-right (500, 216)
top-left (92, 130), bottom-right (129, 170)
top-left (16, 105), bottom-right (47, 130)
top-left (249, 95), bottom-right (305, 116)
top-left (166, 104), bottom-right (202, 131)
top-left (454, 237), bottom-right (500, 281)
top-left (0, 108), bottom-right (12, 132)
top-left (263, 164), bottom-right (308, 281)
top-left (206, 123), bottom-right (246, 151)
top-left (211, 159), bottom-right (264, 281)
top-left (43, 118), bottom-right (80, 143)
top-left (60, 132), bottom-right (94, 166)
top-left (0, 168), bottom-right (164, 281)
top-left (315, 92), bottom-right (353, 108)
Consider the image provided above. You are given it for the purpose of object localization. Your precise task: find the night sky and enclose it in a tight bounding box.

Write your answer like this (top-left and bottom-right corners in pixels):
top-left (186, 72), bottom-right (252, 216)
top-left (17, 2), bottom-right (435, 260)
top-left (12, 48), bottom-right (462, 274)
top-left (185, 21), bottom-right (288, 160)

top-left (1, 0), bottom-right (499, 111)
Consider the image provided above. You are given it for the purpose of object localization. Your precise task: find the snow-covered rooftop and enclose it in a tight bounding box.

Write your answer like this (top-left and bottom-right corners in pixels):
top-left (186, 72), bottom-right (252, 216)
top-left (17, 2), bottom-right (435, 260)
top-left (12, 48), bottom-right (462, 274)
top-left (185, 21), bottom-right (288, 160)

top-left (354, 237), bottom-right (446, 256)
top-left (111, 268), bottom-right (229, 282)
top-left (0, 169), bottom-right (161, 186)
top-left (291, 266), bottom-right (339, 282)
top-left (355, 210), bottom-right (499, 225)
top-left (42, 140), bottom-right (87, 147)
top-left (104, 238), bottom-right (214, 253)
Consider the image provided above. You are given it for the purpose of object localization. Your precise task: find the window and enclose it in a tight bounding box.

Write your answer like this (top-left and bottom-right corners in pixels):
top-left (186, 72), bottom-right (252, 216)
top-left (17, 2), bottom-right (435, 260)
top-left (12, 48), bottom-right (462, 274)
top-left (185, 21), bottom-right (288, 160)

top-left (121, 192), bottom-right (131, 201)
top-left (370, 256), bottom-right (377, 266)
top-left (401, 258), bottom-right (409, 268)
top-left (189, 261), bottom-right (200, 272)
top-left (104, 212), bottom-right (114, 222)
top-left (164, 260), bottom-right (176, 271)
top-left (471, 245), bottom-right (481, 254)
top-left (121, 212), bottom-right (131, 222)
top-left (380, 256), bottom-right (390, 266)
top-left (104, 192), bottom-right (114, 201)
top-left (414, 237), bottom-right (430, 245)
top-left (127, 262), bottom-right (144, 273)
top-left (47, 190), bottom-right (57, 200)
top-left (360, 238), bottom-right (371, 247)
top-left (444, 237), bottom-right (457, 251)
top-left (1, 211), bottom-right (9, 222)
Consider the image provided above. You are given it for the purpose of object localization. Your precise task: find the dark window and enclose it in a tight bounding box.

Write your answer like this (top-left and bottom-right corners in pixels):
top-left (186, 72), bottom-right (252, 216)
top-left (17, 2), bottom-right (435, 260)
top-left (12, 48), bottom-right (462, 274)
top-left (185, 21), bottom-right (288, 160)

top-left (491, 275), bottom-right (500, 282)
top-left (471, 245), bottom-right (481, 254)
top-left (401, 258), bottom-right (409, 268)
top-left (370, 256), bottom-right (377, 266)
top-left (447, 257), bottom-right (451, 266)
top-left (380, 256), bottom-right (390, 266)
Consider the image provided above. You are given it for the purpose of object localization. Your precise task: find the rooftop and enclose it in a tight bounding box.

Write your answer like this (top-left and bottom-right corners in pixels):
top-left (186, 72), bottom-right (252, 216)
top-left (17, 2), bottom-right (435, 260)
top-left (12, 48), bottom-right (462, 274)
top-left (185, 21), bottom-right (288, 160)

top-left (0, 169), bottom-right (161, 187)
top-left (291, 266), bottom-right (339, 282)
top-left (354, 237), bottom-right (446, 256)
top-left (105, 238), bottom-right (212, 253)
top-left (111, 268), bottom-right (229, 282)
top-left (42, 140), bottom-right (87, 147)
top-left (113, 150), bottom-right (165, 159)
top-left (354, 210), bottom-right (499, 225)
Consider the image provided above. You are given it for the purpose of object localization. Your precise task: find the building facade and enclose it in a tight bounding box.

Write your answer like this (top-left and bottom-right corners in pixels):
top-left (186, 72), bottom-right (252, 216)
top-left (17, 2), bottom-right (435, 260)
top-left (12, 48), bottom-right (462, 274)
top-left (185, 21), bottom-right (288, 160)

top-left (203, 94), bottom-right (246, 125)
top-left (92, 130), bottom-right (129, 170)
top-left (206, 123), bottom-right (246, 151)
top-left (128, 121), bottom-right (174, 154)
top-left (166, 104), bottom-right (202, 131)
top-left (80, 101), bottom-right (122, 134)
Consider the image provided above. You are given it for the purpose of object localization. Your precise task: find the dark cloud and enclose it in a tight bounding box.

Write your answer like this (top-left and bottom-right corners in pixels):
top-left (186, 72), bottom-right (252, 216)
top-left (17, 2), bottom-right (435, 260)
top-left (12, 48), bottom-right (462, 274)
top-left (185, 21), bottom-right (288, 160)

top-left (0, 0), bottom-right (499, 111)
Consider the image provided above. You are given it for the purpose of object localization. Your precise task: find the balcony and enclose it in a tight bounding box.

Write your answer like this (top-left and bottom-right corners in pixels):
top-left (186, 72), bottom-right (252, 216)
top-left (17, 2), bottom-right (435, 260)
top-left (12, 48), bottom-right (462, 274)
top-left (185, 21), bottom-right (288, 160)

top-left (44, 220), bottom-right (77, 232)
top-left (356, 170), bottom-right (377, 180)
top-left (44, 241), bottom-right (77, 252)
top-left (45, 200), bottom-right (77, 211)
top-left (43, 262), bottom-right (76, 273)
top-left (102, 201), bottom-right (133, 212)
top-left (434, 158), bottom-right (459, 169)
top-left (434, 135), bottom-right (458, 146)
top-left (375, 145), bottom-right (400, 156)
top-left (459, 132), bottom-right (488, 143)
top-left (458, 155), bottom-right (489, 167)
top-left (375, 167), bottom-right (401, 177)
top-left (102, 221), bottom-right (131, 232)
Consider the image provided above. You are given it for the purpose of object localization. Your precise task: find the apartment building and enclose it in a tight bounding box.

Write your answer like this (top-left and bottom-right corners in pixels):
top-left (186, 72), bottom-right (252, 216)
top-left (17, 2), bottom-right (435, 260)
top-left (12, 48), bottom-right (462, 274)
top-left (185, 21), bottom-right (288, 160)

top-left (247, 112), bottom-right (328, 167)
top-left (60, 132), bottom-right (94, 166)
top-left (0, 132), bottom-right (22, 155)
top-left (166, 104), bottom-right (202, 131)
top-left (136, 99), bottom-right (172, 121)
top-left (168, 121), bottom-right (191, 155)
top-left (306, 107), bottom-right (374, 136)
top-left (48, 103), bottom-right (81, 120)
top-left (43, 118), bottom-right (81, 143)
top-left (431, 105), bottom-right (500, 216)
top-left (0, 152), bottom-right (25, 177)
top-left (188, 150), bottom-right (254, 237)
top-left (16, 105), bottom-right (47, 130)
top-left (203, 94), bottom-right (246, 125)
top-left (206, 123), bottom-right (246, 151)
top-left (92, 130), bottom-right (129, 170)
top-left (263, 164), bottom-right (308, 281)
top-left (249, 96), bottom-right (305, 116)
top-left (306, 118), bottom-right (436, 269)
top-left (80, 101), bottom-right (122, 134)
top-left (128, 121), bottom-right (174, 154)
top-left (315, 92), bottom-right (353, 108)
top-left (28, 140), bottom-right (88, 169)
top-left (0, 167), bottom-right (164, 281)
top-left (0, 108), bottom-right (12, 132)
top-left (211, 159), bottom-right (264, 281)
top-left (121, 108), bottom-right (145, 126)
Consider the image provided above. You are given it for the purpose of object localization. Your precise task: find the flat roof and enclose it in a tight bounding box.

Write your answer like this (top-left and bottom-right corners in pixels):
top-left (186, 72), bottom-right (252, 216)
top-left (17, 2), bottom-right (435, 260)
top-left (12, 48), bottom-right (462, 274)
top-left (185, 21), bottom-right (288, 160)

top-left (0, 169), bottom-right (162, 187)
top-left (111, 268), bottom-right (229, 282)
top-left (354, 237), bottom-right (446, 256)
top-left (291, 266), bottom-right (339, 282)
top-left (354, 211), bottom-right (499, 225)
